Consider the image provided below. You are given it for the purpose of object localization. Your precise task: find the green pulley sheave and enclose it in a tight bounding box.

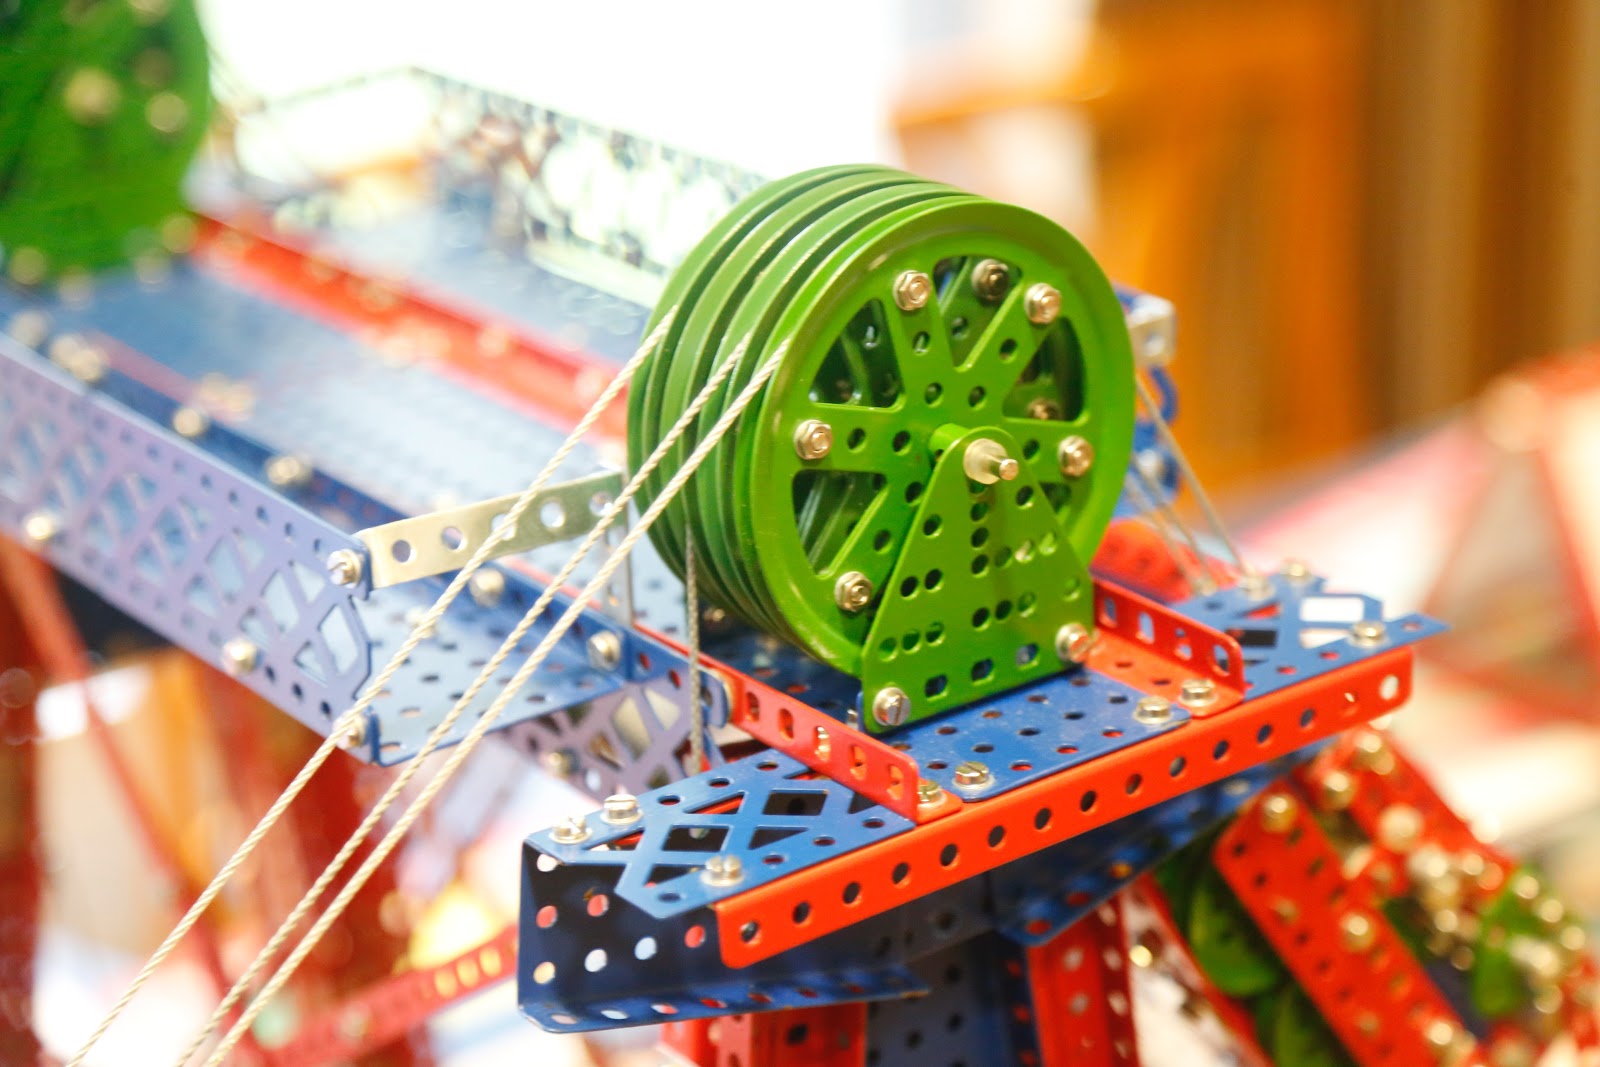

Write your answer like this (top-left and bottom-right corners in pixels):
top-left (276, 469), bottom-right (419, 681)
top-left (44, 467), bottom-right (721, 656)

top-left (629, 165), bottom-right (1135, 725)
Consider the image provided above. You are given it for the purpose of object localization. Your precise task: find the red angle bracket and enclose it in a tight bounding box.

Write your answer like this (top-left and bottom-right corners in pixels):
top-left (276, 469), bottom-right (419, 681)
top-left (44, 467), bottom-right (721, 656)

top-left (1087, 580), bottom-right (1246, 717)
top-left (713, 648), bottom-right (1415, 967)
top-left (265, 925), bottom-right (518, 1067)
top-left (1027, 897), bottom-right (1141, 1067)
top-left (1214, 788), bottom-right (1488, 1067)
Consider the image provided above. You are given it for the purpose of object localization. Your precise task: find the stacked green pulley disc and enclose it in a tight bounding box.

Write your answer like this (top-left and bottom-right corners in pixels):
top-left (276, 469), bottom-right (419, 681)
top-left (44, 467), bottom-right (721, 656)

top-left (628, 165), bottom-right (1134, 731)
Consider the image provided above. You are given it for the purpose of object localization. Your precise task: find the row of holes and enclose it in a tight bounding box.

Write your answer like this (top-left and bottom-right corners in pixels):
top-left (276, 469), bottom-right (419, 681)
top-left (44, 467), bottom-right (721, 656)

top-left (721, 672), bottom-right (1401, 954)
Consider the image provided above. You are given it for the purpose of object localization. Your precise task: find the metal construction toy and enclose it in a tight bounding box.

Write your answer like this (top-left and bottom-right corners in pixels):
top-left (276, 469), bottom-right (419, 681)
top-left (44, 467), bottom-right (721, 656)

top-left (0, 71), bottom-right (1594, 1067)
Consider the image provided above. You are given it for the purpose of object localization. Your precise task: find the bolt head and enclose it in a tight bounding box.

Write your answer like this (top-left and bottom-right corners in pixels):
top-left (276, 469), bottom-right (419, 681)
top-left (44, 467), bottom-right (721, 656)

top-left (834, 571), bottom-right (874, 614)
top-left (1352, 730), bottom-right (1396, 775)
top-left (1134, 696), bottom-right (1174, 725)
top-left (7, 310), bottom-right (50, 348)
top-left (542, 750), bottom-right (574, 777)
top-left (1259, 793), bottom-right (1298, 833)
top-left (1024, 283), bottom-right (1061, 326)
top-left (871, 687), bottom-right (909, 727)
top-left (893, 269), bottom-right (932, 312)
top-left (551, 816), bottom-right (591, 844)
top-left (265, 454), bottom-right (311, 489)
top-left (1377, 804), bottom-right (1424, 853)
top-left (1340, 911), bottom-right (1376, 952)
top-left (970, 259), bottom-right (1010, 304)
top-left (1057, 435), bottom-right (1094, 478)
top-left (1055, 623), bottom-right (1094, 664)
top-left (1422, 1018), bottom-right (1460, 1055)
top-left (1026, 397), bottom-right (1062, 421)
top-left (1177, 678), bottom-right (1217, 707)
top-left (701, 853), bottom-right (744, 887)
top-left (793, 419), bottom-right (833, 461)
top-left (1280, 558), bottom-right (1313, 581)
top-left (220, 636), bottom-right (260, 677)
top-left (916, 779), bottom-right (944, 806)
top-left (952, 760), bottom-right (992, 789)
top-left (1237, 571), bottom-right (1273, 600)
top-left (587, 631), bottom-right (623, 672)
top-left (1350, 619), bottom-right (1387, 646)
top-left (325, 548), bottom-right (364, 587)
top-left (171, 405), bottom-right (209, 439)
top-left (337, 717), bottom-right (368, 751)
top-left (468, 568), bottom-right (506, 608)
top-left (21, 510), bottom-right (59, 546)
top-left (601, 793), bottom-right (641, 824)
top-left (1317, 769), bottom-right (1356, 811)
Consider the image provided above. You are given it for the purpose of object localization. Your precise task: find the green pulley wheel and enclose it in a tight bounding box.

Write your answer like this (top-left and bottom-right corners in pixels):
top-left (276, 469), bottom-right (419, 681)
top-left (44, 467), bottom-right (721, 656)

top-left (630, 166), bottom-right (1134, 727)
top-left (0, 0), bottom-right (211, 281)
top-left (1185, 863), bottom-right (1288, 998)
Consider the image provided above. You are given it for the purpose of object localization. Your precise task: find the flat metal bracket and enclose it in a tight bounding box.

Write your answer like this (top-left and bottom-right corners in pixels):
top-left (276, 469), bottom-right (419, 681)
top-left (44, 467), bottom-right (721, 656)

top-left (355, 470), bottom-right (623, 588)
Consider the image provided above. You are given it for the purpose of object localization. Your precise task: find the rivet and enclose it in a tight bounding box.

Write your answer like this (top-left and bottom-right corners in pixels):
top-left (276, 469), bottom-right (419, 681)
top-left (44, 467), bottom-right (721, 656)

top-left (834, 571), bottom-right (874, 613)
top-left (893, 269), bottom-right (932, 312)
top-left (220, 636), bottom-right (260, 677)
top-left (1178, 678), bottom-right (1217, 708)
top-left (1350, 619), bottom-right (1387, 647)
top-left (701, 853), bottom-right (744, 887)
top-left (1259, 793), bottom-right (1298, 834)
top-left (551, 816), bottom-right (591, 844)
top-left (1133, 696), bottom-right (1174, 726)
top-left (1055, 623), bottom-right (1094, 664)
top-left (171, 405), bottom-right (209, 438)
top-left (587, 632), bottom-right (623, 672)
top-left (1024, 283), bottom-right (1061, 326)
top-left (953, 761), bottom-right (992, 789)
top-left (21, 510), bottom-right (59, 546)
top-left (793, 419), bottom-right (833, 460)
top-left (871, 687), bottom-right (910, 728)
top-left (963, 438), bottom-right (1018, 484)
top-left (1057, 435), bottom-right (1094, 478)
top-left (601, 793), bottom-right (641, 825)
top-left (325, 548), bottom-right (364, 587)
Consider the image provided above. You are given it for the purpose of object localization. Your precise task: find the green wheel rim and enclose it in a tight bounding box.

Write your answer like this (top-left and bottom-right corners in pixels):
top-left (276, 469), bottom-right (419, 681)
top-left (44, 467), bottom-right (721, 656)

top-left (739, 197), bottom-right (1133, 674)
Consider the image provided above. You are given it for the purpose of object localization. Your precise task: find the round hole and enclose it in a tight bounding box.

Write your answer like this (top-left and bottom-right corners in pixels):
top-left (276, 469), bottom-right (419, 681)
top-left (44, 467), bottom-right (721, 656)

top-left (924, 383), bottom-right (943, 405)
top-left (939, 844), bottom-right (959, 867)
top-left (440, 526), bottom-right (465, 550)
top-left (914, 331), bottom-right (930, 352)
top-left (892, 862), bottom-right (911, 884)
top-left (905, 481), bottom-right (924, 503)
top-left (584, 948), bottom-right (607, 972)
top-left (391, 540), bottom-right (413, 563)
top-left (923, 516), bottom-right (942, 536)
top-left (540, 499), bottom-right (566, 531)
top-left (793, 902), bottom-right (812, 924)
top-left (988, 826), bottom-right (1006, 847)
top-left (1080, 790), bottom-right (1097, 812)
top-left (843, 882), bottom-right (862, 904)
top-left (848, 428), bottom-right (866, 450)
top-left (967, 386), bottom-right (986, 407)
top-left (740, 922), bottom-right (760, 943)
top-left (1034, 808), bottom-right (1052, 830)
top-left (892, 431), bottom-right (912, 452)
top-left (924, 569), bottom-right (942, 590)
top-left (533, 961), bottom-right (556, 984)
top-left (873, 530), bottom-right (893, 551)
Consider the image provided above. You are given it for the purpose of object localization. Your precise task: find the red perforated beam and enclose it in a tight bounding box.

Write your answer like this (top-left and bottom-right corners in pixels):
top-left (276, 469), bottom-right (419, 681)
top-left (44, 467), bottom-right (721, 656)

top-left (712, 649), bottom-right (1415, 967)
top-left (1214, 789), bottom-right (1487, 1067)
top-left (1027, 899), bottom-right (1141, 1067)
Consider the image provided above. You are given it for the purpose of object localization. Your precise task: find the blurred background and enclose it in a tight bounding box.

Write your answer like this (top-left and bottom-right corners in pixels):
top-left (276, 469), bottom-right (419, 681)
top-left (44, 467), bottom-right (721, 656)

top-left (9, 0), bottom-right (1600, 1063)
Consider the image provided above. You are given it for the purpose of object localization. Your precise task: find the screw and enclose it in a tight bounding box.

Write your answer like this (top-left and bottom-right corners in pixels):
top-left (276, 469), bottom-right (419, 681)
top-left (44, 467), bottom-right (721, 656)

top-left (1317, 769), bottom-right (1356, 811)
top-left (834, 571), bottom-right (874, 613)
top-left (49, 334), bottom-right (106, 383)
top-left (793, 419), bottom-right (833, 460)
top-left (220, 636), bottom-right (260, 677)
top-left (171, 405), bottom-right (209, 438)
top-left (1350, 619), bottom-right (1387, 647)
top-left (1340, 912), bottom-right (1376, 952)
top-left (338, 717), bottom-right (368, 751)
top-left (953, 761), bottom-right (992, 790)
top-left (1352, 731), bottom-right (1395, 775)
top-left (916, 779), bottom-right (944, 807)
top-left (542, 750), bottom-right (574, 777)
top-left (469, 568), bottom-right (506, 608)
top-left (871, 687), bottom-right (910, 728)
top-left (587, 631), bottom-right (623, 672)
top-left (1280, 558), bottom-right (1313, 582)
top-left (551, 816), bottom-right (591, 844)
top-left (1423, 1019), bottom-right (1461, 1058)
top-left (701, 853), bottom-right (744, 887)
top-left (1259, 793), bottom-right (1298, 833)
top-left (325, 548), bottom-right (364, 587)
top-left (1178, 678), bottom-right (1217, 708)
top-left (893, 269), bottom-right (932, 312)
top-left (962, 439), bottom-right (1018, 484)
top-left (1057, 435), bottom-right (1094, 478)
top-left (265, 454), bottom-right (312, 490)
top-left (601, 793), bottom-right (641, 824)
top-left (970, 259), bottom-right (1010, 304)
top-left (1026, 397), bottom-right (1061, 420)
top-left (1377, 804), bottom-right (1424, 852)
top-left (1237, 571), bottom-right (1273, 600)
top-left (1134, 696), bottom-right (1174, 725)
top-left (1055, 623), bottom-right (1094, 664)
top-left (21, 510), bottom-right (59, 546)
top-left (1024, 283), bottom-right (1061, 325)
